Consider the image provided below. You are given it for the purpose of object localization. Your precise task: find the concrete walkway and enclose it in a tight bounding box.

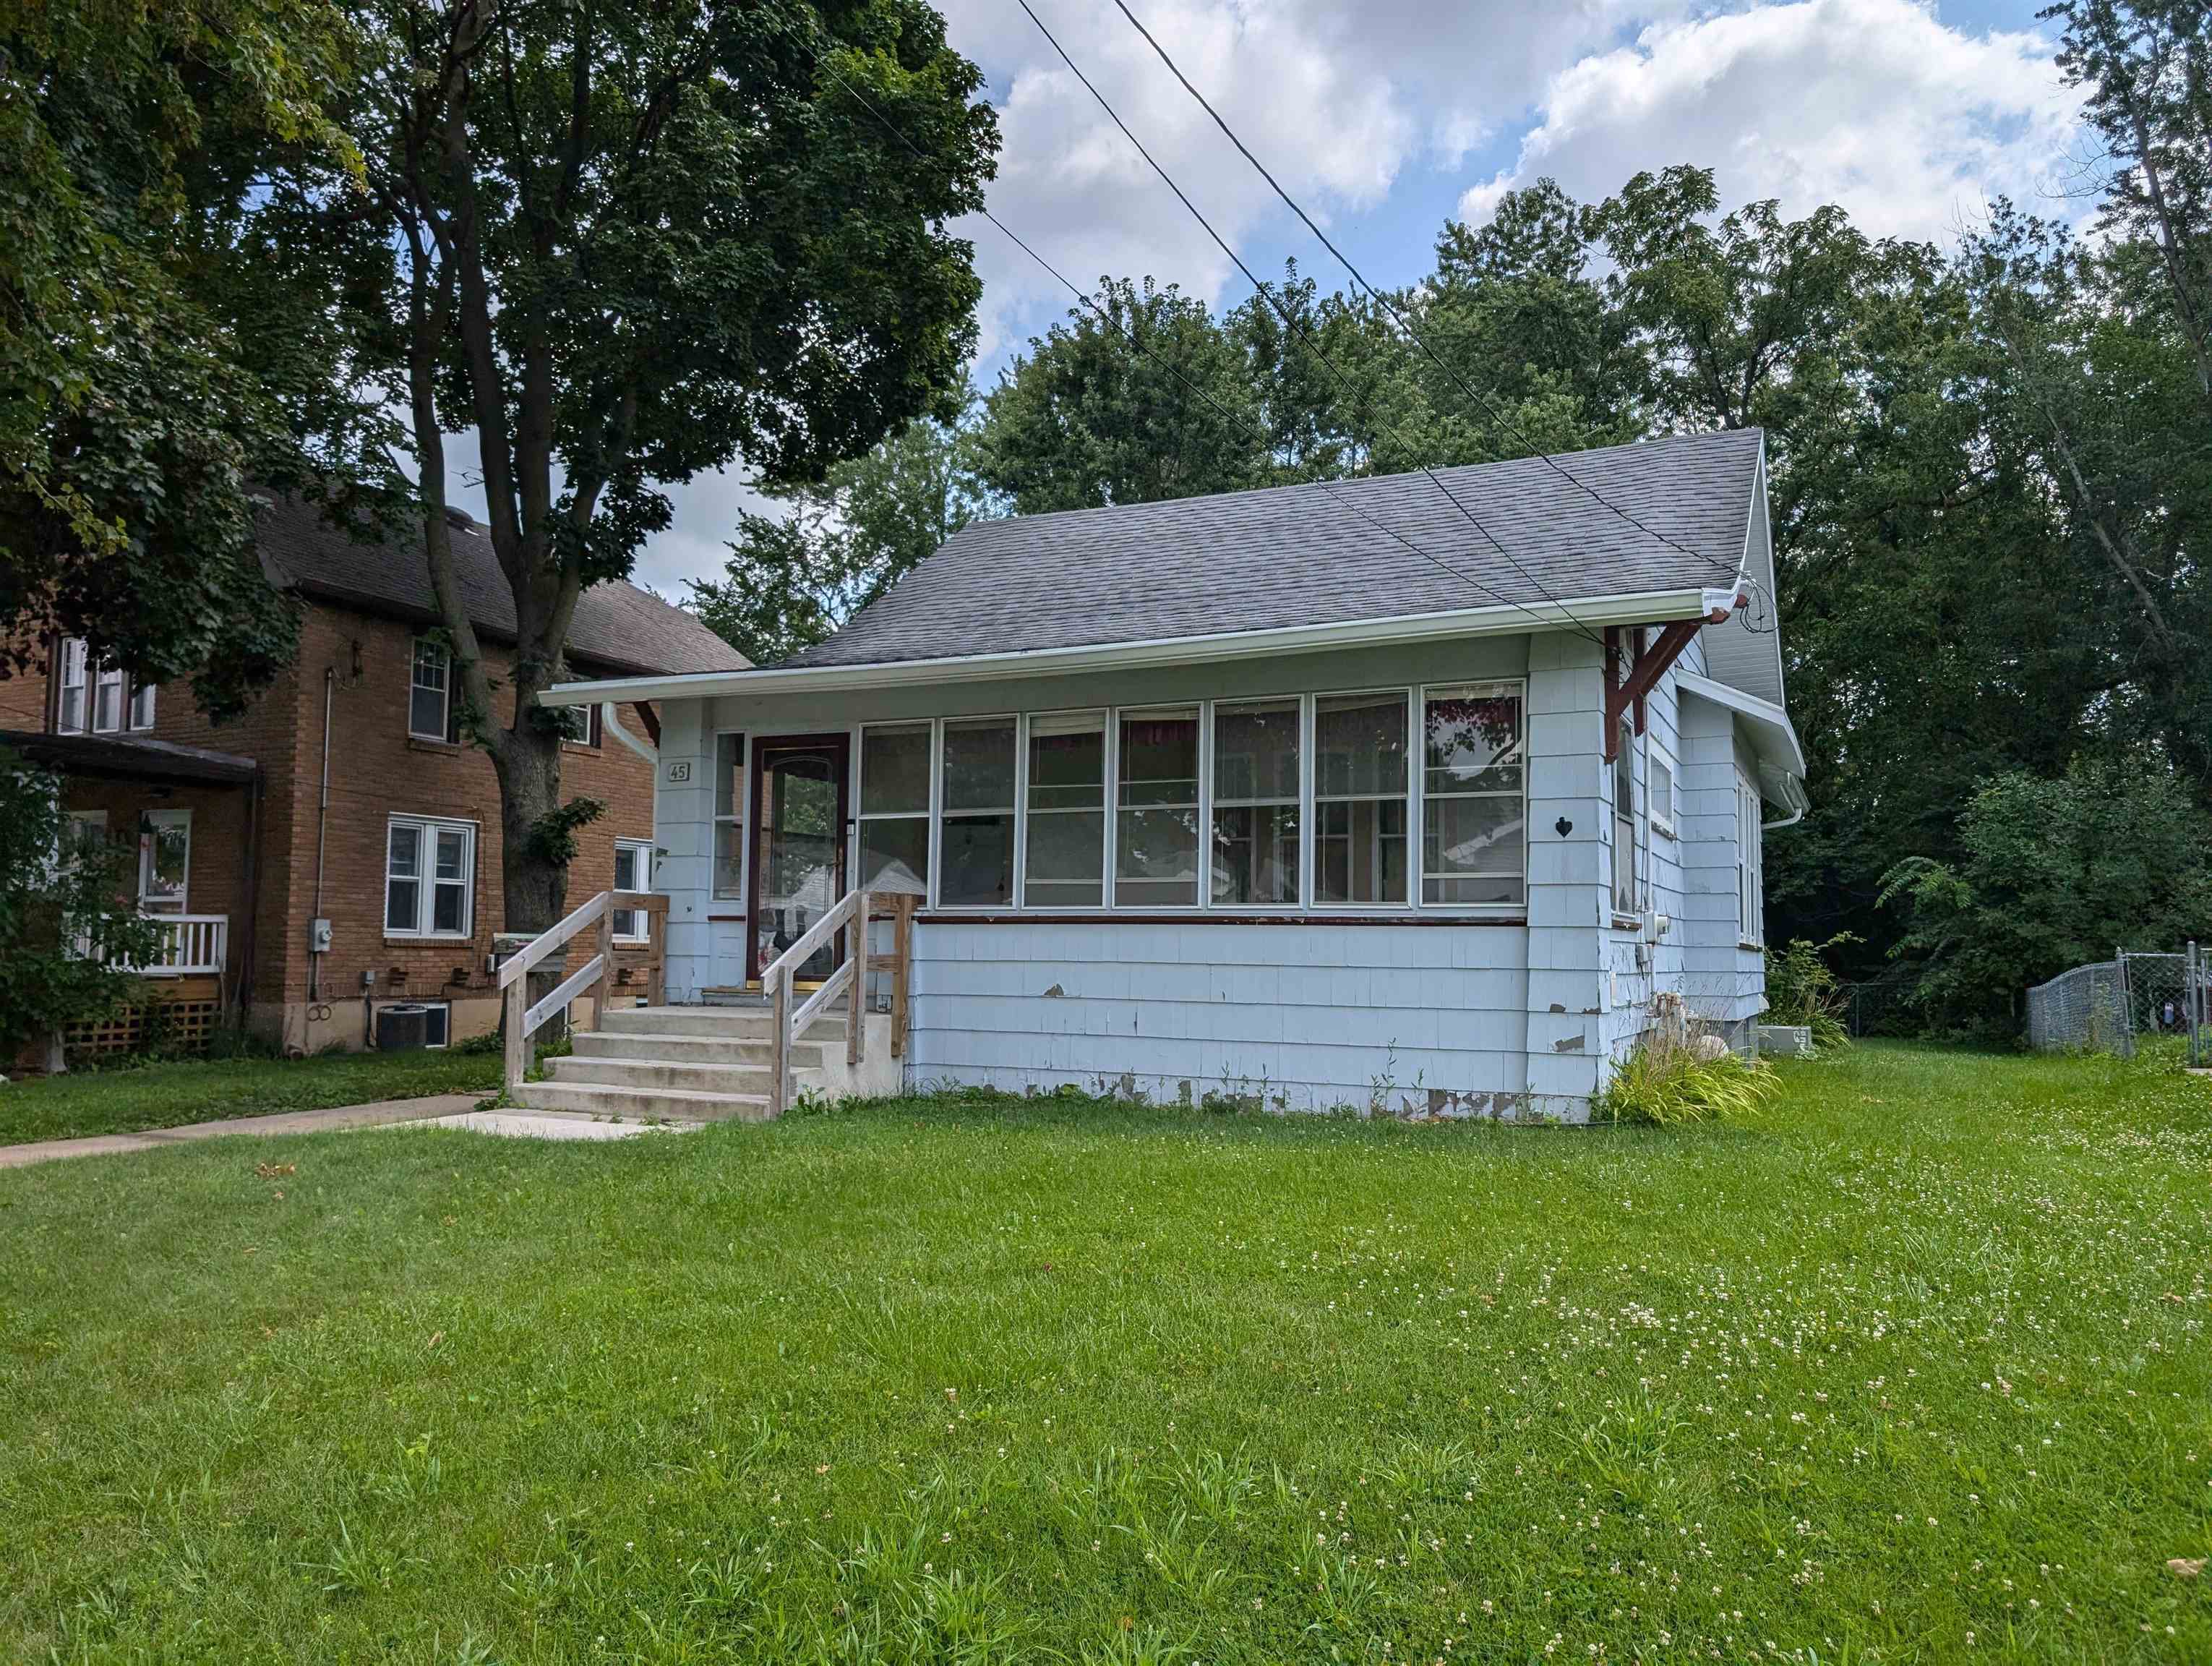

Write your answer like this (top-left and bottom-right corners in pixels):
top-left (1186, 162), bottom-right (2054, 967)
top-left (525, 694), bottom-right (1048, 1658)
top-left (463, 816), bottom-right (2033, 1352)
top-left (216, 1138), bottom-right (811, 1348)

top-left (0, 1094), bottom-right (482, 1169)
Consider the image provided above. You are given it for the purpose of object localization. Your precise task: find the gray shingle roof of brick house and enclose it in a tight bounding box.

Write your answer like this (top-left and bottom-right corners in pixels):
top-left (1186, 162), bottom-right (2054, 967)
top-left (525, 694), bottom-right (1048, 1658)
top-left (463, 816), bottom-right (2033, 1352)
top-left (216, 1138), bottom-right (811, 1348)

top-left (783, 428), bottom-right (1762, 670)
top-left (256, 496), bottom-right (746, 677)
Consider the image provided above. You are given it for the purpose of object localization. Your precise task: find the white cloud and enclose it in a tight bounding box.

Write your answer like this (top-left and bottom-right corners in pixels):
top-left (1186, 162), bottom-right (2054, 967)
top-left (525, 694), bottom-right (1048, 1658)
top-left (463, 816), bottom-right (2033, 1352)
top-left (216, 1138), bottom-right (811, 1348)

top-left (1457, 0), bottom-right (2085, 245)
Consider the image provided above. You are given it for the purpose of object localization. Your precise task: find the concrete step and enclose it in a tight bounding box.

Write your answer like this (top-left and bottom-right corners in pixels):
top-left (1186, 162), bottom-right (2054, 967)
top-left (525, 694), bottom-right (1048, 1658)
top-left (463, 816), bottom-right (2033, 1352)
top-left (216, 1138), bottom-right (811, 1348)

top-left (549, 1055), bottom-right (776, 1095)
top-left (511, 1078), bottom-right (778, 1123)
top-left (574, 1030), bottom-right (823, 1067)
top-left (595, 1004), bottom-right (847, 1041)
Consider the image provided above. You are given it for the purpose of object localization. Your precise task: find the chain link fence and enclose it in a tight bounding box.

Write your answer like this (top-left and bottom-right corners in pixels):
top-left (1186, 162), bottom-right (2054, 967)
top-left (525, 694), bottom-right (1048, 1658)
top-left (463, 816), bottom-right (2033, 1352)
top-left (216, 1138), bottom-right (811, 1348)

top-left (1835, 978), bottom-right (1921, 1040)
top-left (2025, 945), bottom-right (2210, 1065)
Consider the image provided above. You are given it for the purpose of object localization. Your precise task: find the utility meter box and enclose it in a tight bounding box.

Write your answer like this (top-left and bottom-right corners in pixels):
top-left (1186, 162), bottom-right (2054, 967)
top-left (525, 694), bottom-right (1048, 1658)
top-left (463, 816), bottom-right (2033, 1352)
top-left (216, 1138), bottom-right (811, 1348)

top-left (309, 916), bottom-right (333, 952)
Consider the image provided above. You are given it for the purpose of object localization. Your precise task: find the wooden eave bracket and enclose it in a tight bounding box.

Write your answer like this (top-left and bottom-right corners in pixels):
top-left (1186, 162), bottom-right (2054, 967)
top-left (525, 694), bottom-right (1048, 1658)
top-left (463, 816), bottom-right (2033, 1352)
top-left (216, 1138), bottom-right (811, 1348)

top-left (1603, 617), bottom-right (1714, 761)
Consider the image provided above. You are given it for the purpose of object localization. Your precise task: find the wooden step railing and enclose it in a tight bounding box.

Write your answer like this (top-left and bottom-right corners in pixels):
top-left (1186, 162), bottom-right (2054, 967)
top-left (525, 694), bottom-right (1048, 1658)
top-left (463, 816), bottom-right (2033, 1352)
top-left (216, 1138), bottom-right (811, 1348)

top-left (498, 888), bottom-right (669, 1094)
top-left (760, 880), bottom-right (920, 1116)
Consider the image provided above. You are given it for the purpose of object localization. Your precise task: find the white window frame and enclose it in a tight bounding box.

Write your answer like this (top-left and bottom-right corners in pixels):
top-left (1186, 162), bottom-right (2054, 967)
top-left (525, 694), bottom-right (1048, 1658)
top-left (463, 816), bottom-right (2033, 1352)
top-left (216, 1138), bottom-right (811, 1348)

top-left (408, 638), bottom-right (451, 742)
top-left (935, 713), bottom-right (1021, 910)
top-left (1208, 695), bottom-right (1304, 911)
top-left (1737, 774), bottom-right (1765, 947)
top-left (1309, 685), bottom-right (1413, 913)
top-left (138, 807), bottom-right (192, 913)
top-left (1416, 678), bottom-right (1528, 913)
top-left (57, 638), bottom-right (89, 734)
top-left (711, 730), bottom-right (749, 902)
top-left (1112, 704), bottom-right (1206, 911)
top-left (857, 720), bottom-right (934, 901)
top-left (93, 661), bottom-right (126, 734)
top-left (1611, 714), bottom-right (1642, 923)
top-left (385, 813), bottom-right (476, 939)
top-left (1647, 733), bottom-right (1678, 840)
top-left (1019, 708), bottom-right (1110, 911)
top-left (129, 679), bottom-right (157, 731)
top-left (61, 808), bottom-right (107, 874)
top-left (613, 838), bottom-right (653, 941)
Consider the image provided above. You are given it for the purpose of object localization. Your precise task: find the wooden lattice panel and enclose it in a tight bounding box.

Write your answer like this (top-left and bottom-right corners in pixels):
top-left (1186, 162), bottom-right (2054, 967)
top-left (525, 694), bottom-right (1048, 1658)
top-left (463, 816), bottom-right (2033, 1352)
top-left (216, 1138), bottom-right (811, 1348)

top-left (63, 996), bottom-right (224, 1060)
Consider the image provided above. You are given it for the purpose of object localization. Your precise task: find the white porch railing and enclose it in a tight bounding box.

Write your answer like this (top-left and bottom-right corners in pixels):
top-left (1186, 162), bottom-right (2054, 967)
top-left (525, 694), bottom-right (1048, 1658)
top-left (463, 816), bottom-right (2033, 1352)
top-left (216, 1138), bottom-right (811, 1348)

top-left (111, 913), bottom-right (228, 977)
top-left (499, 889), bottom-right (669, 1094)
top-left (759, 880), bottom-right (920, 1116)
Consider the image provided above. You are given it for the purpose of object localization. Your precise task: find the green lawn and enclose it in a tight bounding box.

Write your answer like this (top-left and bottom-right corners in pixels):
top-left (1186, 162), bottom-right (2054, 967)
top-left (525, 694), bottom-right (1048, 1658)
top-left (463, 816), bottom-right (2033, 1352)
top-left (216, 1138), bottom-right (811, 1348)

top-left (1, 1044), bottom-right (2208, 1663)
top-left (0, 1048), bottom-right (500, 1145)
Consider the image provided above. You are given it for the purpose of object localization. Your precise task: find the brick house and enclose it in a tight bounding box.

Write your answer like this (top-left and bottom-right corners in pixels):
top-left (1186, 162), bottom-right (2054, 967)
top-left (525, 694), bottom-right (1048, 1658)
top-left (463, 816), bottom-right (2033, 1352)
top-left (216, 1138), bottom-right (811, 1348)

top-left (4, 497), bottom-right (742, 1061)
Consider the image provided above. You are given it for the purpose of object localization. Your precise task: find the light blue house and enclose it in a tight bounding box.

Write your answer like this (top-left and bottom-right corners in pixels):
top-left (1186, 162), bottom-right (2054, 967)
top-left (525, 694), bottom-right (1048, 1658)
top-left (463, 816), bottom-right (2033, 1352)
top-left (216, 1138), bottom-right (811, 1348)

top-left (542, 428), bottom-right (1805, 1120)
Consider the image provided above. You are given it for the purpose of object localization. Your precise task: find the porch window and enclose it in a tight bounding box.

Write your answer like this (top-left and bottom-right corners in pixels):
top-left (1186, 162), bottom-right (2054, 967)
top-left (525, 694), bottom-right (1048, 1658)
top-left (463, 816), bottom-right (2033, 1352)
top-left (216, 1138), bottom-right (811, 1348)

top-left (939, 717), bottom-right (1016, 906)
top-left (1314, 691), bottom-right (1407, 905)
top-left (1612, 716), bottom-right (1639, 917)
top-left (1115, 706), bottom-right (1200, 906)
top-left (409, 638), bottom-right (451, 740)
top-left (386, 816), bottom-right (474, 937)
top-left (712, 732), bottom-right (747, 899)
top-left (1211, 699), bottom-right (1300, 906)
top-left (57, 638), bottom-right (88, 733)
top-left (858, 724), bottom-right (930, 894)
top-left (1024, 712), bottom-right (1105, 906)
top-left (613, 839), bottom-right (653, 940)
top-left (139, 808), bottom-right (191, 913)
top-left (1421, 684), bottom-right (1525, 906)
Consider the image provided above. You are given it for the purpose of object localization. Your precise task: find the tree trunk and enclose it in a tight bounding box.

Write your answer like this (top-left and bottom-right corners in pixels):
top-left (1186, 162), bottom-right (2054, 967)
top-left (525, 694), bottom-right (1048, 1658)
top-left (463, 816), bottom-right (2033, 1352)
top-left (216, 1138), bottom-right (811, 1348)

top-left (495, 720), bottom-right (570, 1035)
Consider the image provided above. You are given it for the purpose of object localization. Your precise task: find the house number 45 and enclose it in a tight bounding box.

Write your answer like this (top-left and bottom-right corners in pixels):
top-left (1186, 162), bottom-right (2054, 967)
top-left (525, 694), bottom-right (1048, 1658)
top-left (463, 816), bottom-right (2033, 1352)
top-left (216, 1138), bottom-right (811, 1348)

top-left (666, 760), bottom-right (692, 783)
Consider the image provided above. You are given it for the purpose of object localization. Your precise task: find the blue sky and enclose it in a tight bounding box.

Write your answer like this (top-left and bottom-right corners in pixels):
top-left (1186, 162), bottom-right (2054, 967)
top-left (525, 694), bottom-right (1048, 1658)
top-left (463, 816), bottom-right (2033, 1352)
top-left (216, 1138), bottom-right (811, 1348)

top-left (531, 0), bottom-right (2086, 599)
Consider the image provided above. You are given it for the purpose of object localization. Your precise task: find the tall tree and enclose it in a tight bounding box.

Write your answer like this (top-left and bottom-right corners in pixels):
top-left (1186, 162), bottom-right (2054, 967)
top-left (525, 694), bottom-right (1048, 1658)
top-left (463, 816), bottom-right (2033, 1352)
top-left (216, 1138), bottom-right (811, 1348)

top-left (0, 0), bottom-right (366, 717)
top-left (268, 0), bottom-right (995, 957)
top-left (977, 276), bottom-right (1264, 512)
top-left (693, 398), bottom-right (991, 665)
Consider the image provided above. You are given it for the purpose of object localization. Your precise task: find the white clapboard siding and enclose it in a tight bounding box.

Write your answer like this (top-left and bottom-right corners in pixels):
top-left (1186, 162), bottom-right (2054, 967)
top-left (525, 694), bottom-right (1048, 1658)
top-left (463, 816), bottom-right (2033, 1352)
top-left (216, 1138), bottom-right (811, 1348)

top-left (909, 920), bottom-right (1530, 1114)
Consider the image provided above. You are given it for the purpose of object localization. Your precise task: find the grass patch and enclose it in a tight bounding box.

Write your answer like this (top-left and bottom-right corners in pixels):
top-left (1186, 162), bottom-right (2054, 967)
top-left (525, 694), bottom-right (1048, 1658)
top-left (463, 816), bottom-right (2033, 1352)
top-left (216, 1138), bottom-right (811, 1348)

top-left (0, 1048), bottom-right (499, 1145)
top-left (1, 1043), bottom-right (2208, 1661)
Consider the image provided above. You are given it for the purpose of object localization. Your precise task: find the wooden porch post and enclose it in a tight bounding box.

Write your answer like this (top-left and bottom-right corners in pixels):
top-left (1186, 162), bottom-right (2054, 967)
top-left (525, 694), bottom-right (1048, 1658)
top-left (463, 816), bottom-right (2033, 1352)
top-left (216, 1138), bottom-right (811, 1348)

top-left (502, 974), bottom-right (528, 1096)
top-left (589, 892), bottom-right (616, 1029)
top-left (846, 890), bottom-right (868, 1068)
top-left (768, 969), bottom-right (792, 1118)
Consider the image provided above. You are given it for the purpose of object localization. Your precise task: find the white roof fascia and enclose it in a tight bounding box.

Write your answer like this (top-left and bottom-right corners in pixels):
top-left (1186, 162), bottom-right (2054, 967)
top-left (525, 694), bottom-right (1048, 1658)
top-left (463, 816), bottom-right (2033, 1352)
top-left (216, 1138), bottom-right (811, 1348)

top-left (541, 584), bottom-right (1731, 707)
top-left (1677, 669), bottom-right (1808, 786)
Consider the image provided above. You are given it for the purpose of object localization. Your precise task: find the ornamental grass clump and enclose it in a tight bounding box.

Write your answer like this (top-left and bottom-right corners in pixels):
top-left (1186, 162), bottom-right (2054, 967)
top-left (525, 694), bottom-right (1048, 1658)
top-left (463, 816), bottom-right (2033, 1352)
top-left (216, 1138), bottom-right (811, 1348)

top-left (1595, 1028), bottom-right (1779, 1127)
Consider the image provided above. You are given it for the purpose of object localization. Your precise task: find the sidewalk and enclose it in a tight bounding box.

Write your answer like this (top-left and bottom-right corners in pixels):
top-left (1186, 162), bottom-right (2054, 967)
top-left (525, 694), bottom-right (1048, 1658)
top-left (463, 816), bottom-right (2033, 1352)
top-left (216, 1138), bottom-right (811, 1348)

top-left (0, 1095), bottom-right (483, 1170)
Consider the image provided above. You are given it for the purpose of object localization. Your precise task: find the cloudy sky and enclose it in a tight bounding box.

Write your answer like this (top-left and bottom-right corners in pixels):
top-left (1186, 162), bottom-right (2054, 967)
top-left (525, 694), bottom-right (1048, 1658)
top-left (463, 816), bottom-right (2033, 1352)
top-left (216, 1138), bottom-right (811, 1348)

top-left (525, 0), bottom-right (2089, 599)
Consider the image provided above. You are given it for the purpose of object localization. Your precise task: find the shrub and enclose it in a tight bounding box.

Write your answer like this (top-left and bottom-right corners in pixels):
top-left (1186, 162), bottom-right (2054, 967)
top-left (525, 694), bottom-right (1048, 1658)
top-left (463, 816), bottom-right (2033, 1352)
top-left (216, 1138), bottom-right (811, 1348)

top-left (1765, 934), bottom-right (1858, 1052)
top-left (1596, 1030), bottom-right (1779, 1127)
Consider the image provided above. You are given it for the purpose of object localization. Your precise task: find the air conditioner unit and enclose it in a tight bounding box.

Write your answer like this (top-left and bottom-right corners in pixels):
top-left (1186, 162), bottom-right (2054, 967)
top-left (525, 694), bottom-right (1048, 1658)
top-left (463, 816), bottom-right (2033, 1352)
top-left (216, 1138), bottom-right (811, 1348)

top-left (376, 1003), bottom-right (431, 1051)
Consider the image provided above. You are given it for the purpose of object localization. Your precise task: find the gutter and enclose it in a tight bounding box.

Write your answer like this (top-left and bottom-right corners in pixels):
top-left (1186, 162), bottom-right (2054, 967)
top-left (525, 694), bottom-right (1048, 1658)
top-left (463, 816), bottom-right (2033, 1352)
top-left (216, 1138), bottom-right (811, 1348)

top-left (541, 583), bottom-right (1745, 707)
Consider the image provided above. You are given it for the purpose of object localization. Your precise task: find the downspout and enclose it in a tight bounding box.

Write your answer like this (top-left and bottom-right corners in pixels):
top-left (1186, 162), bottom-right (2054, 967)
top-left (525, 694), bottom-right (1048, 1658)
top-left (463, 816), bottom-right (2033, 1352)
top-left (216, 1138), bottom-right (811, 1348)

top-left (310, 666), bottom-right (333, 1001)
top-left (233, 769), bottom-right (263, 1033)
top-left (601, 701), bottom-right (656, 766)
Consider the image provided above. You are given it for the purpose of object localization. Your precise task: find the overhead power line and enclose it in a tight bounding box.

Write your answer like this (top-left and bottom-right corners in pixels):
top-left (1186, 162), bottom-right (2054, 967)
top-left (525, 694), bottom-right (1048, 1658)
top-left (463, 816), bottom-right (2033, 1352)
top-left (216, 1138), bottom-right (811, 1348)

top-left (1011, 0), bottom-right (1608, 649)
top-left (814, 50), bottom-right (1616, 649)
top-left (1107, 0), bottom-right (1749, 589)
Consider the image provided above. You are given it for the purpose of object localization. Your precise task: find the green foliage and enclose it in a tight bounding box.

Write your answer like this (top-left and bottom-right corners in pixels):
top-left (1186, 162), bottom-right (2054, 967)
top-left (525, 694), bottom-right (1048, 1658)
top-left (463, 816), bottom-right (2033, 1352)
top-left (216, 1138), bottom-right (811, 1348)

top-left (523, 797), bottom-right (609, 871)
top-left (1594, 1032), bottom-right (1780, 1127)
top-left (0, 751), bottom-right (164, 1057)
top-left (1765, 934), bottom-right (1859, 1051)
top-left (0, 0), bottom-right (367, 717)
top-left (693, 398), bottom-right (993, 665)
top-left (977, 276), bottom-right (1266, 511)
top-left (1879, 759), bottom-right (2212, 1035)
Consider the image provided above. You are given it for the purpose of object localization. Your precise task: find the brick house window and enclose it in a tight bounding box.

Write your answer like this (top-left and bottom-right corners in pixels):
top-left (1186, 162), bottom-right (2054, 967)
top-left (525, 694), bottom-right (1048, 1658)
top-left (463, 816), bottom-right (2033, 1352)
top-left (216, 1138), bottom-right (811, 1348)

top-left (409, 639), bottom-right (453, 740)
top-left (56, 638), bottom-right (89, 732)
top-left (386, 816), bottom-right (475, 937)
top-left (129, 680), bottom-right (156, 730)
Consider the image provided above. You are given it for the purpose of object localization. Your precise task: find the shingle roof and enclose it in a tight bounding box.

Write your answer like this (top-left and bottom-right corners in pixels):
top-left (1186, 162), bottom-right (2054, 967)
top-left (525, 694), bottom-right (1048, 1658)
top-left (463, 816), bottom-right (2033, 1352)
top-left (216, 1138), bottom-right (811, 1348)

top-left (255, 496), bottom-right (747, 678)
top-left (784, 429), bottom-right (1762, 670)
